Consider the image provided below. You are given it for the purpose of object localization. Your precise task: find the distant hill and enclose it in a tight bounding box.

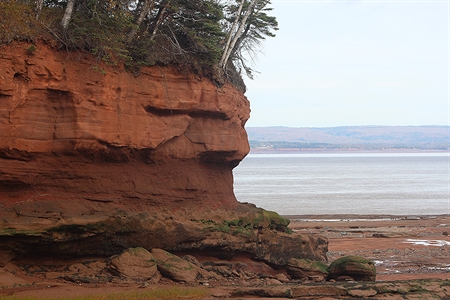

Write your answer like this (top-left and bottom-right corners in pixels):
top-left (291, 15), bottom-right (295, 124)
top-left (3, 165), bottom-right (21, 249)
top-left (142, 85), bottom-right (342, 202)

top-left (246, 126), bottom-right (450, 150)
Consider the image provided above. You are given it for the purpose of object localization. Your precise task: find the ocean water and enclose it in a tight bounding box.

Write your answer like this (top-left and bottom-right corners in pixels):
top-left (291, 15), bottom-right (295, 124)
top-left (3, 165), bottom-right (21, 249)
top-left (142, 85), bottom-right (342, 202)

top-left (232, 152), bottom-right (450, 216)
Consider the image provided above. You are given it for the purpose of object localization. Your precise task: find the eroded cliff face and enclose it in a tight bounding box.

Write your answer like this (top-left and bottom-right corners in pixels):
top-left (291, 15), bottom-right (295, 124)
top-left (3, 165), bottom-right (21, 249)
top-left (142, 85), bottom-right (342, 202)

top-left (0, 42), bottom-right (249, 206)
top-left (0, 43), bottom-right (327, 265)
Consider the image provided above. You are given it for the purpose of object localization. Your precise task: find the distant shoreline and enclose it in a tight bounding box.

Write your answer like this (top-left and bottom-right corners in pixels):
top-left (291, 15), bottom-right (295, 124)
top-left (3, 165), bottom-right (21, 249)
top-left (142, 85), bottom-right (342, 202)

top-left (283, 214), bottom-right (450, 221)
top-left (249, 149), bottom-right (450, 154)
top-left (246, 126), bottom-right (449, 152)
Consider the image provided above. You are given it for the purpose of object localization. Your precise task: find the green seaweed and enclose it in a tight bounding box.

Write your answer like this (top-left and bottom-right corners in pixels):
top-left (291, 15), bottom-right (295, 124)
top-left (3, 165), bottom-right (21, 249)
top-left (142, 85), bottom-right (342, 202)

top-left (194, 208), bottom-right (292, 237)
top-left (252, 209), bottom-right (291, 233)
top-left (0, 228), bottom-right (41, 236)
top-left (290, 258), bottom-right (328, 273)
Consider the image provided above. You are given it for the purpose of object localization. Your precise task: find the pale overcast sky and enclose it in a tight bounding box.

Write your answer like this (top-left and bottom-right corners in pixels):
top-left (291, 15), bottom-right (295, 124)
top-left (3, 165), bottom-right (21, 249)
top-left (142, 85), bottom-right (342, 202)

top-left (244, 0), bottom-right (449, 127)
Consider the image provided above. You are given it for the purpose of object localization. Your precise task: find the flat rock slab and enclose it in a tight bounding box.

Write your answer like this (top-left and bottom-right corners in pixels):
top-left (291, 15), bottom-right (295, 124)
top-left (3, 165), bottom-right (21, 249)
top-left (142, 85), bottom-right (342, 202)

top-left (348, 288), bottom-right (377, 297)
top-left (290, 285), bottom-right (347, 297)
top-left (232, 286), bottom-right (293, 298)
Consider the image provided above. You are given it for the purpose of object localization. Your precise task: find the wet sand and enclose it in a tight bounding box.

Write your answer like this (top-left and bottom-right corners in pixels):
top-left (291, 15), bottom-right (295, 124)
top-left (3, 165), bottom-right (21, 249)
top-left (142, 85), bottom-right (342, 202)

top-left (287, 214), bottom-right (450, 281)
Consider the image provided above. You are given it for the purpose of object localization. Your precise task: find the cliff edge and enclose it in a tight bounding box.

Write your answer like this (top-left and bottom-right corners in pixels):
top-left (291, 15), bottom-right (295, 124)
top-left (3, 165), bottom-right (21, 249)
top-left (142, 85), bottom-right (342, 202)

top-left (0, 43), bottom-right (327, 269)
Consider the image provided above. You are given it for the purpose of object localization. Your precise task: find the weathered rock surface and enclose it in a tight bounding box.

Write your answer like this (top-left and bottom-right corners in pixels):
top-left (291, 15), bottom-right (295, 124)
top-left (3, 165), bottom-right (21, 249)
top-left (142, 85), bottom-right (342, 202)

top-left (151, 249), bottom-right (197, 283)
top-left (327, 255), bottom-right (376, 281)
top-left (108, 247), bottom-right (159, 282)
top-left (226, 279), bottom-right (450, 299)
top-left (0, 42), bottom-right (327, 268)
top-left (286, 258), bottom-right (328, 281)
top-left (0, 42), bottom-right (249, 209)
top-left (232, 286), bottom-right (294, 298)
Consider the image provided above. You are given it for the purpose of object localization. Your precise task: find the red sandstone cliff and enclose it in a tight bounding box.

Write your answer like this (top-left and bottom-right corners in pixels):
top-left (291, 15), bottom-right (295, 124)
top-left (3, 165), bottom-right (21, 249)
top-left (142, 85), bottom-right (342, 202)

top-left (0, 42), bottom-right (249, 208)
top-left (0, 43), bottom-right (327, 265)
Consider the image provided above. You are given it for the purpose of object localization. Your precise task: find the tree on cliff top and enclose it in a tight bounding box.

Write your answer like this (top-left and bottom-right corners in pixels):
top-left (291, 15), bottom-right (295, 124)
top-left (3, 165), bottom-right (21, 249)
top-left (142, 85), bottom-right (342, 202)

top-left (0, 0), bottom-right (277, 89)
top-left (219, 0), bottom-right (278, 79)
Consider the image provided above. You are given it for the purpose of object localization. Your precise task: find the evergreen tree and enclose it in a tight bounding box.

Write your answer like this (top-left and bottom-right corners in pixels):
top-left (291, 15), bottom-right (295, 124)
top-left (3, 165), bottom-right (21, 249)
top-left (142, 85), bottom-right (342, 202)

top-left (0, 0), bottom-right (277, 83)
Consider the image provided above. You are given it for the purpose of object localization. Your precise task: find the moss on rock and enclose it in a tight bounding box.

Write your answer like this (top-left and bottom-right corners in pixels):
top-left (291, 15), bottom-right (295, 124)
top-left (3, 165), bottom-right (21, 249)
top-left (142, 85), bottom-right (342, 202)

top-left (286, 258), bottom-right (329, 280)
top-left (327, 255), bottom-right (376, 281)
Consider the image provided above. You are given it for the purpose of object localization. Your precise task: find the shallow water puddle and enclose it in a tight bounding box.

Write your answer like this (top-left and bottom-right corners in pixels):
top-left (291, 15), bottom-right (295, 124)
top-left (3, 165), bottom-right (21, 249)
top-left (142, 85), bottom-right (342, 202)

top-left (403, 239), bottom-right (450, 246)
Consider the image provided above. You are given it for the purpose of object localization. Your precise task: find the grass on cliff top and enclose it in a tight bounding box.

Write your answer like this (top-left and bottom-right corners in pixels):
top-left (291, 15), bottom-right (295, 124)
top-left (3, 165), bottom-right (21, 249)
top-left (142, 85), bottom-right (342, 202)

top-left (0, 287), bottom-right (209, 300)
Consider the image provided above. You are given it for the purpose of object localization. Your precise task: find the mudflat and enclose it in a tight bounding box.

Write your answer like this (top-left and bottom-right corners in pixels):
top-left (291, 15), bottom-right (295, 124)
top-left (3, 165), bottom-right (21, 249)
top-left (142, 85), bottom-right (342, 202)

top-left (288, 214), bottom-right (450, 281)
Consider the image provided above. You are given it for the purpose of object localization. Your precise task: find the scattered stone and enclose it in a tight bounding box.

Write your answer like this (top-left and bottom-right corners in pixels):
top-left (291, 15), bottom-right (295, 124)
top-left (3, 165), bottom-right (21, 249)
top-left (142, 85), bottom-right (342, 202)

top-left (213, 265), bottom-right (233, 277)
top-left (192, 265), bottom-right (220, 280)
top-left (265, 278), bottom-right (282, 285)
top-left (336, 275), bottom-right (355, 282)
top-left (348, 288), bottom-right (378, 297)
top-left (62, 274), bottom-right (112, 284)
top-left (327, 256), bottom-right (376, 281)
top-left (373, 233), bottom-right (390, 238)
top-left (59, 260), bottom-right (112, 284)
top-left (242, 278), bottom-right (263, 286)
top-left (182, 255), bottom-right (202, 267)
top-left (68, 263), bottom-right (90, 274)
top-left (275, 273), bottom-right (290, 283)
top-left (286, 258), bottom-right (328, 281)
top-left (310, 275), bottom-right (327, 282)
top-left (108, 247), bottom-right (159, 282)
top-left (151, 248), bottom-right (198, 283)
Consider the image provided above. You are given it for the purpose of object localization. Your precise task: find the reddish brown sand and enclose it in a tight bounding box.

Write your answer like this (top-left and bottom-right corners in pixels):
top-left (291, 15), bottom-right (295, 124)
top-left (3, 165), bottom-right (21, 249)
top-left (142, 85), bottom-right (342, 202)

top-left (1, 215), bottom-right (449, 298)
top-left (289, 214), bottom-right (450, 281)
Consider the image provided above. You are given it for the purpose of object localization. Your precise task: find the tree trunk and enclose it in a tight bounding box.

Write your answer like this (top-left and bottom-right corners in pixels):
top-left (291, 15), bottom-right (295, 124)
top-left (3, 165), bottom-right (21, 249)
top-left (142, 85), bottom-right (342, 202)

top-left (220, 0), bottom-right (259, 70)
top-left (219, 0), bottom-right (245, 67)
top-left (127, 0), bottom-right (154, 42)
top-left (149, 0), bottom-right (171, 41)
top-left (61, 0), bottom-right (76, 30)
top-left (35, 0), bottom-right (44, 20)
